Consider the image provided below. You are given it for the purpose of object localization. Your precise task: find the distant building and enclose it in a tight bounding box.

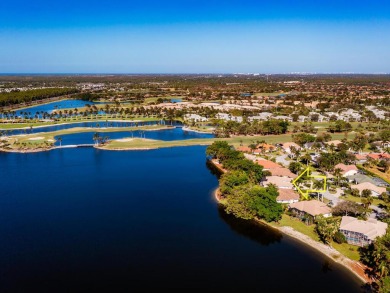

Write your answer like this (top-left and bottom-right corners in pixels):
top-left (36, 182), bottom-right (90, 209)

top-left (340, 216), bottom-right (388, 246)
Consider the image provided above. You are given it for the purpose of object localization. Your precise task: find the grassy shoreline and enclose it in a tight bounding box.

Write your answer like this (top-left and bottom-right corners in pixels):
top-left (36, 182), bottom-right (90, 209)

top-left (212, 188), bottom-right (369, 284)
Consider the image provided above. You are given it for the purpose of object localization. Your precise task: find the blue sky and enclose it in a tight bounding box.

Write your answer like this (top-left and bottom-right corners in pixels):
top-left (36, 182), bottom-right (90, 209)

top-left (0, 0), bottom-right (389, 73)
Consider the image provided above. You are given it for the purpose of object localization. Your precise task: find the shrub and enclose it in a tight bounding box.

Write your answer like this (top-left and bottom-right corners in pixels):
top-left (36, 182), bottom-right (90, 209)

top-left (333, 231), bottom-right (347, 244)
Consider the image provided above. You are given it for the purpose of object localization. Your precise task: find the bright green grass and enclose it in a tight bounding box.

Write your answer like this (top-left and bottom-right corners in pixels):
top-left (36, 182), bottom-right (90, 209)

top-left (272, 214), bottom-right (320, 241)
top-left (331, 242), bottom-right (360, 261)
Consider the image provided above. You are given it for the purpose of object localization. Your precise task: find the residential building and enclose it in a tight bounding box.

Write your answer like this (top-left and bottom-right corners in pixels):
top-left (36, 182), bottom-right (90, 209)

top-left (339, 216), bottom-right (388, 247)
top-left (277, 189), bottom-right (300, 204)
top-left (334, 163), bottom-right (359, 177)
top-left (262, 176), bottom-right (293, 189)
top-left (289, 200), bottom-right (332, 224)
top-left (351, 182), bottom-right (387, 197)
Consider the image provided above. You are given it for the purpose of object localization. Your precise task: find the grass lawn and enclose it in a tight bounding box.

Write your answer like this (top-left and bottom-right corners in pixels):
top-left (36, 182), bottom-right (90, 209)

top-left (343, 194), bottom-right (385, 207)
top-left (331, 242), bottom-right (360, 261)
top-left (0, 117), bottom-right (161, 130)
top-left (362, 166), bottom-right (390, 184)
top-left (273, 215), bottom-right (361, 261)
top-left (273, 214), bottom-right (320, 241)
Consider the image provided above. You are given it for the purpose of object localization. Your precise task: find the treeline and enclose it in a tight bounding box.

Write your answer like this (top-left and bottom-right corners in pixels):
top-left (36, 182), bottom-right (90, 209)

top-left (206, 141), bottom-right (283, 222)
top-left (0, 88), bottom-right (78, 106)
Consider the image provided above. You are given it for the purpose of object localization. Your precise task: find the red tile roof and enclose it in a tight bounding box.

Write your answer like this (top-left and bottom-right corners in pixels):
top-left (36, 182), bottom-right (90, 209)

top-left (256, 159), bottom-right (282, 170)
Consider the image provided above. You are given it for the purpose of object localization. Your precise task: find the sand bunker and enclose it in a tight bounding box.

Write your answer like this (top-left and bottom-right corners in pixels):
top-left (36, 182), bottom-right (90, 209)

top-left (28, 137), bottom-right (44, 141)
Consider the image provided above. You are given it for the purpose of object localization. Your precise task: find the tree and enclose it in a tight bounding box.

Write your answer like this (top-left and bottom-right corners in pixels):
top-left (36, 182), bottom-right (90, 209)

top-left (360, 230), bottom-right (390, 287)
top-left (219, 171), bottom-right (249, 195)
top-left (249, 185), bottom-right (283, 222)
top-left (289, 162), bottom-right (302, 174)
top-left (57, 136), bottom-right (62, 147)
top-left (362, 196), bottom-right (373, 209)
top-left (315, 216), bottom-right (340, 245)
top-left (93, 132), bottom-right (100, 146)
top-left (361, 189), bottom-right (372, 198)
top-left (332, 201), bottom-right (365, 217)
top-left (225, 187), bottom-right (256, 220)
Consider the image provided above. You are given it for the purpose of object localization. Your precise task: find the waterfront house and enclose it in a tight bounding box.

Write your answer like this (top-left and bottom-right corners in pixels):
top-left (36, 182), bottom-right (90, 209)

top-left (269, 167), bottom-right (297, 179)
top-left (334, 163), bottom-right (358, 177)
top-left (262, 176), bottom-right (294, 189)
top-left (276, 189), bottom-right (300, 204)
top-left (289, 200), bottom-right (332, 224)
top-left (351, 182), bottom-right (387, 197)
top-left (339, 216), bottom-right (388, 247)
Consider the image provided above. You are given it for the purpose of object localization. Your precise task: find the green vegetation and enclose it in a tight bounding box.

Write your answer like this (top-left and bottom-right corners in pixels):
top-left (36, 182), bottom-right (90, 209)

top-left (207, 141), bottom-right (283, 222)
top-left (360, 226), bottom-right (390, 292)
top-left (0, 88), bottom-right (78, 106)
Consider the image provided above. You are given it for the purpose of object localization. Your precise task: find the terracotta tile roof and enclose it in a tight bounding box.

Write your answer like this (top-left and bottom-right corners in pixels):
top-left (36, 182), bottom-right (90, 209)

top-left (236, 146), bottom-right (252, 153)
top-left (263, 176), bottom-right (293, 189)
top-left (269, 167), bottom-right (297, 179)
top-left (256, 159), bottom-right (282, 170)
top-left (281, 142), bottom-right (300, 149)
top-left (340, 216), bottom-right (388, 241)
top-left (335, 163), bottom-right (358, 174)
top-left (289, 200), bottom-right (331, 217)
top-left (277, 189), bottom-right (300, 202)
top-left (355, 154), bottom-right (367, 160)
top-left (367, 153), bottom-right (390, 160)
top-left (351, 182), bottom-right (386, 195)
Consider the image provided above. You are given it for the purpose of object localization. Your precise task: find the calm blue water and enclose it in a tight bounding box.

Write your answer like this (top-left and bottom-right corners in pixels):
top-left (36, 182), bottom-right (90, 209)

top-left (0, 147), bottom-right (363, 292)
top-left (54, 127), bottom-right (214, 146)
top-left (170, 98), bottom-right (182, 103)
top-left (14, 99), bottom-right (106, 116)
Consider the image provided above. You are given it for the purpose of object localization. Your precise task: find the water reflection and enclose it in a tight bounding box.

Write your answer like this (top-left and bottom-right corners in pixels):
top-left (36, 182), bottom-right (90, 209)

top-left (217, 206), bottom-right (283, 246)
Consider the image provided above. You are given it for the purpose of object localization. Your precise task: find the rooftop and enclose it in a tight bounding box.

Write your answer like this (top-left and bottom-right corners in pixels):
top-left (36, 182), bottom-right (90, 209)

top-left (289, 200), bottom-right (331, 217)
top-left (340, 216), bottom-right (388, 241)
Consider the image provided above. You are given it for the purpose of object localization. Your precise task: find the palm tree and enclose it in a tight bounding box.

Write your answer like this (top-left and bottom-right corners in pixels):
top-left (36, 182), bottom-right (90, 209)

top-left (57, 136), bottom-right (62, 147)
top-left (93, 132), bottom-right (100, 146)
top-left (301, 153), bottom-right (312, 166)
top-left (333, 168), bottom-right (343, 187)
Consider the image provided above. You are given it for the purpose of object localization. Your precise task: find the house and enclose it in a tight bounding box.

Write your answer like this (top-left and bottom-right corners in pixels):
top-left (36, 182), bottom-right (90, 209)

top-left (262, 176), bottom-right (294, 189)
top-left (289, 200), bottom-right (332, 224)
top-left (236, 146), bottom-right (252, 153)
top-left (339, 216), bottom-right (388, 247)
top-left (281, 142), bottom-right (301, 154)
top-left (347, 173), bottom-right (376, 185)
top-left (254, 143), bottom-right (276, 153)
top-left (367, 153), bottom-right (390, 161)
top-left (325, 140), bottom-right (343, 147)
top-left (256, 159), bottom-right (282, 170)
top-left (334, 163), bottom-right (359, 177)
top-left (355, 154), bottom-right (367, 164)
top-left (277, 189), bottom-right (300, 204)
top-left (269, 167), bottom-right (297, 179)
top-left (351, 182), bottom-right (387, 197)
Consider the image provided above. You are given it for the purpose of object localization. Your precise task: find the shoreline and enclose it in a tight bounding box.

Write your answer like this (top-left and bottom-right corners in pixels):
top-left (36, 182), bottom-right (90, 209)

top-left (212, 188), bottom-right (370, 284)
top-left (0, 119), bottom-right (161, 131)
top-left (182, 126), bottom-right (214, 134)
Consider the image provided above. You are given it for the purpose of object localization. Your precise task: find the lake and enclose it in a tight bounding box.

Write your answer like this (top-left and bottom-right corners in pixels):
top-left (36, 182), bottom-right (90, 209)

top-left (54, 127), bottom-right (214, 145)
top-left (0, 146), bottom-right (363, 292)
top-left (14, 99), bottom-right (107, 117)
